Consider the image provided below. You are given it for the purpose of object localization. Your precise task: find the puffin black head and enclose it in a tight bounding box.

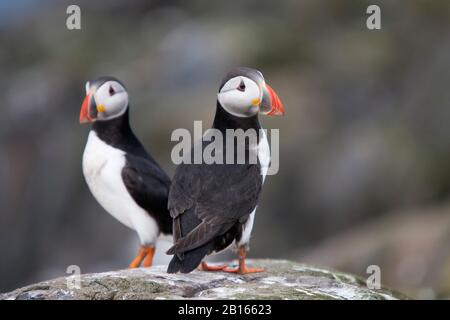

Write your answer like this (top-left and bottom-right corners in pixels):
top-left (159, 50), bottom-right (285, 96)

top-left (217, 67), bottom-right (284, 118)
top-left (79, 76), bottom-right (129, 123)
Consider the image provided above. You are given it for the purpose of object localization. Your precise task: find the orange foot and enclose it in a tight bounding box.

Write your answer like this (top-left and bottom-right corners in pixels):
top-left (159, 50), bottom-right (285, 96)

top-left (128, 246), bottom-right (155, 268)
top-left (223, 265), bottom-right (265, 274)
top-left (200, 262), bottom-right (227, 272)
top-left (222, 246), bottom-right (265, 274)
top-left (142, 247), bottom-right (155, 267)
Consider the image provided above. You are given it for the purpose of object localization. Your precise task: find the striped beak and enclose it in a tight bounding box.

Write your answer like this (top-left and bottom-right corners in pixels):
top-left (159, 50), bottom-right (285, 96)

top-left (261, 83), bottom-right (284, 116)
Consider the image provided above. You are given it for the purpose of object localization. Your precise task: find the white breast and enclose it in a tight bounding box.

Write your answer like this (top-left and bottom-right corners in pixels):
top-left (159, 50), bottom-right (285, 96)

top-left (258, 129), bottom-right (271, 183)
top-left (236, 130), bottom-right (270, 249)
top-left (82, 131), bottom-right (159, 246)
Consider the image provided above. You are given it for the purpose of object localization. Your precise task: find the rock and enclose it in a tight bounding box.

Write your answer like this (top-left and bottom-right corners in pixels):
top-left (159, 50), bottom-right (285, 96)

top-left (0, 260), bottom-right (406, 300)
top-left (292, 203), bottom-right (450, 298)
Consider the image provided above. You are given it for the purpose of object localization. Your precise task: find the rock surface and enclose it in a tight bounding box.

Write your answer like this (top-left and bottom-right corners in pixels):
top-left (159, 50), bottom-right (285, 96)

top-left (0, 260), bottom-right (406, 300)
top-left (293, 204), bottom-right (450, 298)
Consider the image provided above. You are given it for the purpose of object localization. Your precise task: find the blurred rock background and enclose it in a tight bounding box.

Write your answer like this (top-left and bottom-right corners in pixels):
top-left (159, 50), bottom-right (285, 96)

top-left (1, 0), bottom-right (450, 298)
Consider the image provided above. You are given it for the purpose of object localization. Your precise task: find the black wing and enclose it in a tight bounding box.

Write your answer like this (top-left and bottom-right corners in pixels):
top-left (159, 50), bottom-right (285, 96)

top-left (122, 154), bottom-right (172, 234)
top-left (167, 160), bottom-right (262, 255)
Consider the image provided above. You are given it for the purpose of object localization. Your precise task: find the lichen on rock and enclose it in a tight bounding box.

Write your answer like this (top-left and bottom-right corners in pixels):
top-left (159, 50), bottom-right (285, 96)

top-left (0, 260), bottom-right (407, 300)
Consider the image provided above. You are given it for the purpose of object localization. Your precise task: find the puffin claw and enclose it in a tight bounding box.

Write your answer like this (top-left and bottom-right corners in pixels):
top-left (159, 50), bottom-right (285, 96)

top-left (199, 262), bottom-right (228, 272)
top-left (223, 266), bottom-right (265, 274)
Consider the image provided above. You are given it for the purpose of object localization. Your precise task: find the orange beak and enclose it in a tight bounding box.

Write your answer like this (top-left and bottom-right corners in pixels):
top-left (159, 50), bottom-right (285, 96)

top-left (79, 93), bottom-right (93, 123)
top-left (264, 84), bottom-right (285, 116)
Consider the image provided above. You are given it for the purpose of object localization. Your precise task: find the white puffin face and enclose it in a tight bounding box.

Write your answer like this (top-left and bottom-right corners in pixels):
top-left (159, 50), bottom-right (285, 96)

top-left (91, 80), bottom-right (129, 121)
top-left (217, 76), bottom-right (262, 118)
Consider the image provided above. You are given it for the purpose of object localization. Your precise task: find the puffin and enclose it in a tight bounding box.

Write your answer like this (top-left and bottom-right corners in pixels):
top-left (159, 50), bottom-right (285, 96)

top-left (167, 67), bottom-right (284, 274)
top-left (79, 76), bottom-right (172, 268)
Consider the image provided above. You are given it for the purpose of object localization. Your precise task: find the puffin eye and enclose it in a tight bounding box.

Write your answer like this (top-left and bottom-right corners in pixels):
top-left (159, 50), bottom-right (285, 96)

top-left (237, 80), bottom-right (246, 92)
top-left (109, 85), bottom-right (115, 96)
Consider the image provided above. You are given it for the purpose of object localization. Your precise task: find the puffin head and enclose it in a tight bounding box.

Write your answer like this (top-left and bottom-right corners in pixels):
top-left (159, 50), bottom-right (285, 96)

top-left (217, 67), bottom-right (284, 118)
top-left (79, 76), bottom-right (129, 123)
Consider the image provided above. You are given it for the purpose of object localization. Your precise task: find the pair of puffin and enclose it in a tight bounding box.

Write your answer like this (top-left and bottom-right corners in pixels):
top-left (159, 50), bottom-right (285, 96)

top-left (80, 68), bottom-right (284, 273)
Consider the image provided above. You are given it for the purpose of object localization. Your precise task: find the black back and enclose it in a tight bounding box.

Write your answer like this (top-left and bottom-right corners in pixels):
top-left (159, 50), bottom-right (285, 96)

top-left (167, 102), bottom-right (264, 272)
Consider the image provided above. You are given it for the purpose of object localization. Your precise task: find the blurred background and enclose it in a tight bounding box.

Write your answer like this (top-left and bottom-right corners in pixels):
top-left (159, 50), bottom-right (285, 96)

top-left (1, 0), bottom-right (450, 299)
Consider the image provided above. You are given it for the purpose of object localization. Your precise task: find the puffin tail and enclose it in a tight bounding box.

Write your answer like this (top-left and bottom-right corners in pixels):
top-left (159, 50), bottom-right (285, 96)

top-left (167, 242), bottom-right (213, 273)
